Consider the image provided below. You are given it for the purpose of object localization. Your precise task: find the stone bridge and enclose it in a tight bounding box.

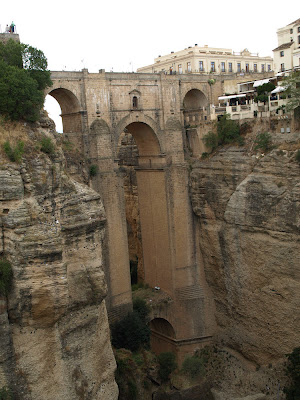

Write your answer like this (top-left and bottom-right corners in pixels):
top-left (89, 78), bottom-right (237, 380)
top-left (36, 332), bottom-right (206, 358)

top-left (45, 69), bottom-right (222, 361)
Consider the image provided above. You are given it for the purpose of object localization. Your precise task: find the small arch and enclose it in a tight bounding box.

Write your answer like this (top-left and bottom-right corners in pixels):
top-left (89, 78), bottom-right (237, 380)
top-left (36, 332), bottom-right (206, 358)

top-left (183, 89), bottom-right (208, 110)
top-left (150, 318), bottom-right (176, 339)
top-left (47, 88), bottom-right (82, 133)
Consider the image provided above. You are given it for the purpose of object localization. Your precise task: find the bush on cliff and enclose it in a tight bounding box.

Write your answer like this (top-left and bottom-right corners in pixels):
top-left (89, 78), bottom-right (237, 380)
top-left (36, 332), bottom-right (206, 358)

top-left (284, 347), bottom-right (300, 400)
top-left (111, 298), bottom-right (150, 352)
top-left (157, 352), bottom-right (177, 382)
top-left (0, 259), bottom-right (13, 297)
top-left (0, 39), bottom-right (52, 122)
top-left (0, 387), bottom-right (13, 400)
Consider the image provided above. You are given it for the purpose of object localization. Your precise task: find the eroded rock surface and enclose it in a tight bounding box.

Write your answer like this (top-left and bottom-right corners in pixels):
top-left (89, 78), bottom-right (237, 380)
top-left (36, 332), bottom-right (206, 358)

top-left (190, 140), bottom-right (300, 396)
top-left (0, 123), bottom-right (118, 399)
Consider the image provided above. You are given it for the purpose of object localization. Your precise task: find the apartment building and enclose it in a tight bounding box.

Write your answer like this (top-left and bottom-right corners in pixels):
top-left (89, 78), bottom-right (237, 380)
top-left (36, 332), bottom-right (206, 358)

top-left (273, 18), bottom-right (300, 72)
top-left (137, 45), bottom-right (273, 75)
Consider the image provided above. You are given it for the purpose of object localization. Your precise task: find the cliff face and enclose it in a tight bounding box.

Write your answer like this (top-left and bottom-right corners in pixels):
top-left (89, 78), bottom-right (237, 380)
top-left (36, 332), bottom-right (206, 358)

top-left (190, 135), bottom-right (300, 368)
top-left (0, 121), bottom-right (118, 399)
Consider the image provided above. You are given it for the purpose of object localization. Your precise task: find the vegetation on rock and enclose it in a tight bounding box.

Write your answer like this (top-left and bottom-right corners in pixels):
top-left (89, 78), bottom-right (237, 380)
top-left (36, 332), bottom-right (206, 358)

top-left (284, 347), bottom-right (300, 400)
top-left (0, 259), bottom-right (13, 297)
top-left (203, 113), bottom-right (242, 151)
top-left (254, 132), bottom-right (273, 152)
top-left (111, 298), bottom-right (150, 352)
top-left (157, 352), bottom-right (177, 382)
top-left (3, 140), bottom-right (24, 163)
top-left (0, 387), bottom-right (13, 400)
top-left (0, 39), bottom-right (52, 122)
top-left (282, 71), bottom-right (300, 112)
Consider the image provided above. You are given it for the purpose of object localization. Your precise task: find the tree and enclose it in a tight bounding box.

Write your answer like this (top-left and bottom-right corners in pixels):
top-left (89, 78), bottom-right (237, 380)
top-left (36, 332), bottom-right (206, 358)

top-left (157, 352), bottom-right (177, 382)
top-left (281, 71), bottom-right (300, 112)
top-left (255, 82), bottom-right (276, 104)
top-left (217, 113), bottom-right (240, 145)
top-left (0, 39), bottom-right (52, 122)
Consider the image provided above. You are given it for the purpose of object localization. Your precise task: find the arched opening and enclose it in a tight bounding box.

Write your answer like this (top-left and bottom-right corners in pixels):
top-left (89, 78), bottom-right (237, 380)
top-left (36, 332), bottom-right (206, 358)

top-left (117, 121), bottom-right (172, 295)
top-left (47, 88), bottom-right (82, 134)
top-left (132, 96), bottom-right (138, 109)
top-left (183, 89), bottom-right (208, 111)
top-left (44, 95), bottom-right (63, 133)
top-left (150, 318), bottom-right (176, 355)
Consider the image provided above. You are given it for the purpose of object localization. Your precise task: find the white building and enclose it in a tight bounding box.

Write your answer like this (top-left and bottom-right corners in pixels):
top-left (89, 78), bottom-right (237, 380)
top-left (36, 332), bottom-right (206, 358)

top-left (137, 45), bottom-right (273, 75)
top-left (273, 18), bottom-right (300, 72)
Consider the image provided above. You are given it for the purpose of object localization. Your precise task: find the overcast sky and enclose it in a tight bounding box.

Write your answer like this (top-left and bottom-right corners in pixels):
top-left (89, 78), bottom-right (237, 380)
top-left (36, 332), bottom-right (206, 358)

top-left (1, 0), bottom-right (299, 130)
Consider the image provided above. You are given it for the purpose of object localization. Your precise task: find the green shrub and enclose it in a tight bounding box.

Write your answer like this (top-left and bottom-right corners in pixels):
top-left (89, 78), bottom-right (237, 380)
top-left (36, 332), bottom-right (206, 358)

top-left (111, 311), bottom-right (150, 352)
top-left (0, 259), bottom-right (13, 296)
top-left (203, 131), bottom-right (218, 151)
top-left (89, 164), bottom-right (98, 177)
top-left (201, 152), bottom-right (209, 159)
top-left (284, 347), bottom-right (300, 400)
top-left (0, 387), bottom-right (13, 400)
top-left (254, 132), bottom-right (273, 152)
top-left (217, 113), bottom-right (240, 145)
top-left (40, 136), bottom-right (55, 155)
top-left (295, 150), bottom-right (300, 163)
top-left (182, 355), bottom-right (206, 379)
top-left (3, 140), bottom-right (24, 163)
top-left (132, 297), bottom-right (150, 323)
top-left (157, 352), bottom-right (177, 382)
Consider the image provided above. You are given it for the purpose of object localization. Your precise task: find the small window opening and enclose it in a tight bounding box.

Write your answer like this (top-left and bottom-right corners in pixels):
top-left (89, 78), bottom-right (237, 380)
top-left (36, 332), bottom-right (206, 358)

top-left (132, 96), bottom-right (138, 108)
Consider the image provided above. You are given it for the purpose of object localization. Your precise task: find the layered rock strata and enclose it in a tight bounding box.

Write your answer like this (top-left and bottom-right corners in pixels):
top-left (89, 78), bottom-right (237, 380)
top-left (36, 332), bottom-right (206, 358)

top-left (190, 137), bottom-right (300, 396)
top-left (0, 123), bottom-right (118, 400)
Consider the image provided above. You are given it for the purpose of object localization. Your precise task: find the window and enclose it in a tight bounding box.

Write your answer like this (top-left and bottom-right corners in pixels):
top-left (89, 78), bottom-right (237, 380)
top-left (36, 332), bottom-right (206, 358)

top-left (254, 63), bottom-right (257, 72)
top-left (199, 61), bottom-right (204, 71)
top-left (281, 63), bottom-right (285, 72)
top-left (221, 62), bottom-right (225, 72)
top-left (280, 51), bottom-right (284, 57)
top-left (268, 64), bottom-right (271, 71)
top-left (178, 64), bottom-right (182, 74)
top-left (298, 35), bottom-right (300, 44)
top-left (245, 63), bottom-right (249, 72)
top-left (237, 63), bottom-right (241, 72)
top-left (261, 64), bottom-right (265, 72)
top-left (132, 96), bottom-right (138, 108)
top-left (187, 62), bottom-right (191, 72)
top-left (298, 26), bottom-right (300, 32)
top-left (211, 62), bottom-right (215, 72)
top-left (290, 29), bottom-right (293, 34)
top-left (228, 62), bottom-right (232, 72)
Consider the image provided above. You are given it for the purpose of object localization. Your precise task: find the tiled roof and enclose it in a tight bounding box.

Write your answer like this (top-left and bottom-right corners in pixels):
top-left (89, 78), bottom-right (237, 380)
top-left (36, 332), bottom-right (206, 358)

top-left (273, 42), bottom-right (294, 52)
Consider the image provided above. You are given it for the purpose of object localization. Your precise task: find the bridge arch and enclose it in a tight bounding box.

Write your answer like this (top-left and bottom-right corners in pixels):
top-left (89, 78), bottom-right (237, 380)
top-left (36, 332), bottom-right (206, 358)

top-left (150, 318), bottom-right (177, 355)
top-left (183, 88), bottom-right (208, 110)
top-left (47, 88), bottom-right (82, 134)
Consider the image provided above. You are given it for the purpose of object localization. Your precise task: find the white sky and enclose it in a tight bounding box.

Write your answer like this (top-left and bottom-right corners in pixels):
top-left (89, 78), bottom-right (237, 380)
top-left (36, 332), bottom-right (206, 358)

top-left (1, 0), bottom-right (299, 131)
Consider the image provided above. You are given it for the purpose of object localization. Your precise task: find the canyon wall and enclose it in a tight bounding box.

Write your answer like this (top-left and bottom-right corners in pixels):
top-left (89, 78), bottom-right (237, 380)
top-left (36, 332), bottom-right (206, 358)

top-left (0, 120), bottom-right (118, 399)
top-left (190, 133), bottom-right (300, 367)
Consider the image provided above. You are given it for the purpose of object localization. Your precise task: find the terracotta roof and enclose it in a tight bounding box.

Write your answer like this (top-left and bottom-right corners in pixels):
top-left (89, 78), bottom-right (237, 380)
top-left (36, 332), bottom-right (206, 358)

top-left (273, 41), bottom-right (294, 52)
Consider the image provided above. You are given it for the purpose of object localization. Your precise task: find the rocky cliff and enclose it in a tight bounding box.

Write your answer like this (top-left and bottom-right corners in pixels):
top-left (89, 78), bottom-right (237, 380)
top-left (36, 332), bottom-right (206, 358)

top-left (190, 132), bottom-right (300, 397)
top-left (0, 118), bottom-right (118, 399)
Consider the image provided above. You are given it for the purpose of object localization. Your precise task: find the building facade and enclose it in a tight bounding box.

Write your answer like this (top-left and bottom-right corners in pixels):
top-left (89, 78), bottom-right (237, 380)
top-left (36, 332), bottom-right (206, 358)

top-left (273, 18), bottom-right (300, 72)
top-left (137, 45), bottom-right (274, 75)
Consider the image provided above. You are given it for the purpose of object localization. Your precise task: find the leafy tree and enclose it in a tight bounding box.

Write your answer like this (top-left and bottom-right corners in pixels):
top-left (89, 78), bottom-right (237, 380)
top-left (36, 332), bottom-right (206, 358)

top-left (216, 113), bottom-right (240, 145)
top-left (157, 352), bottom-right (177, 382)
top-left (132, 297), bottom-right (150, 323)
top-left (0, 39), bottom-right (52, 122)
top-left (111, 310), bottom-right (150, 352)
top-left (284, 347), bottom-right (300, 400)
top-left (281, 71), bottom-right (300, 112)
top-left (255, 82), bottom-right (276, 104)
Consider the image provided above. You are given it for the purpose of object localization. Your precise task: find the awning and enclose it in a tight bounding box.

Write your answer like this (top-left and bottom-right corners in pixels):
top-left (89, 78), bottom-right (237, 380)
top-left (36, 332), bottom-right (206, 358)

top-left (218, 94), bottom-right (246, 100)
top-left (253, 79), bottom-right (270, 87)
top-left (271, 86), bottom-right (287, 94)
